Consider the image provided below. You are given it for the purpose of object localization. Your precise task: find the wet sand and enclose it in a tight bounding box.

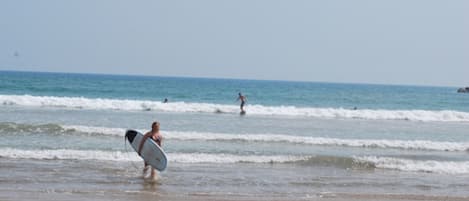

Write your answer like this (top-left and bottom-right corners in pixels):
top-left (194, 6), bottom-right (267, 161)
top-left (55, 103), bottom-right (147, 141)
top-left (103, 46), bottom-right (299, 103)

top-left (2, 189), bottom-right (469, 201)
top-left (1, 158), bottom-right (468, 201)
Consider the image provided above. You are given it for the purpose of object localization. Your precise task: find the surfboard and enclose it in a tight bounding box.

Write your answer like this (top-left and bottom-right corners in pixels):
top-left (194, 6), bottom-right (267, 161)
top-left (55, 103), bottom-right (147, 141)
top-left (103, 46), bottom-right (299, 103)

top-left (125, 129), bottom-right (167, 171)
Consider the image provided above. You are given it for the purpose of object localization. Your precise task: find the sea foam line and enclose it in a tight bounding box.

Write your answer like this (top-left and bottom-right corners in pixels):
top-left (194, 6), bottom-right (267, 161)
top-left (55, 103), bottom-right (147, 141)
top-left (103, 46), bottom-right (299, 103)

top-left (2, 123), bottom-right (467, 152)
top-left (355, 156), bottom-right (469, 174)
top-left (1, 148), bottom-right (468, 174)
top-left (165, 131), bottom-right (469, 152)
top-left (0, 148), bottom-right (305, 164)
top-left (62, 125), bottom-right (469, 152)
top-left (2, 94), bottom-right (469, 122)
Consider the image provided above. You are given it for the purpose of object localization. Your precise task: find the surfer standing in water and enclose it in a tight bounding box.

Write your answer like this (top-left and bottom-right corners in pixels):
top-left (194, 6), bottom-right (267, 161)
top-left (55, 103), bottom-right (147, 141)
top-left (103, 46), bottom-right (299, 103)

top-left (138, 121), bottom-right (163, 179)
top-left (237, 92), bottom-right (247, 113)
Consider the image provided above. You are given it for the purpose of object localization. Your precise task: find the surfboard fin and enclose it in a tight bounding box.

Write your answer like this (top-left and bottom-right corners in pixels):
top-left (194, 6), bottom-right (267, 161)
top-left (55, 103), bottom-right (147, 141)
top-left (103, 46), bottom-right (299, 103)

top-left (125, 130), bottom-right (137, 143)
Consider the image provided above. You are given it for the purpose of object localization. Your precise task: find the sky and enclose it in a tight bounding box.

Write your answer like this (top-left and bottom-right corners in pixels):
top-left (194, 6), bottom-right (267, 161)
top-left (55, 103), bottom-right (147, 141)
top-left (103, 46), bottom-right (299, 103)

top-left (0, 0), bottom-right (468, 87)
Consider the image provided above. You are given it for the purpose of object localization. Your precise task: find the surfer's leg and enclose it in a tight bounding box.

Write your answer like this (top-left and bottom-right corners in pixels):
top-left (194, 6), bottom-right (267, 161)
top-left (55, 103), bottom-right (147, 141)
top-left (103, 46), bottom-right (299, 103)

top-left (143, 162), bottom-right (150, 175)
top-left (150, 168), bottom-right (157, 179)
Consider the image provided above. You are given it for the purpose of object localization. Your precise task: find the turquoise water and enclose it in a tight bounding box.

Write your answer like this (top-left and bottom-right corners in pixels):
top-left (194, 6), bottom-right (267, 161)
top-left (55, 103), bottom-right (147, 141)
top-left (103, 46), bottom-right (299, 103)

top-left (1, 70), bottom-right (467, 111)
top-left (1, 70), bottom-right (469, 197)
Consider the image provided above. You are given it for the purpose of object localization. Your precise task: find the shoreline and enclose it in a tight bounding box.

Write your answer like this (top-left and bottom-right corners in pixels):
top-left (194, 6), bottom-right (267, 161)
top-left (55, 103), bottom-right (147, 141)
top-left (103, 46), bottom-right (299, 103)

top-left (2, 190), bottom-right (469, 201)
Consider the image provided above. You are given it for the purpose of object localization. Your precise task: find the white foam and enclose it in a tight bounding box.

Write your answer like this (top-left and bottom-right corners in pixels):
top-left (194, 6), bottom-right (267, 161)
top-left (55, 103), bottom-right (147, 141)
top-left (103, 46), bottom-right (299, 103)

top-left (169, 153), bottom-right (306, 163)
top-left (0, 148), bottom-right (140, 161)
top-left (164, 131), bottom-right (469, 152)
top-left (2, 94), bottom-right (469, 122)
top-left (355, 156), bottom-right (469, 174)
top-left (62, 125), bottom-right (127, 136)
top-left (62, 125), bottom-right (469, 152)
top-left (0, 148), bottom-right (305, 164)
top-left (3, 148), bottom-right (468, 174)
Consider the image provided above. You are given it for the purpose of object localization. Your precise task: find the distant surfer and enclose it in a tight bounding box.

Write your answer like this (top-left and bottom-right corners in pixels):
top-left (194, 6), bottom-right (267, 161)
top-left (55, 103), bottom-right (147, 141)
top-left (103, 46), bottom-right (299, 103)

top-left (138, 121), bottom-right (163, 179)
top-left (236, 92), bottom-right (247, 114)
top-left (163, 98), bottom-right (168, 103)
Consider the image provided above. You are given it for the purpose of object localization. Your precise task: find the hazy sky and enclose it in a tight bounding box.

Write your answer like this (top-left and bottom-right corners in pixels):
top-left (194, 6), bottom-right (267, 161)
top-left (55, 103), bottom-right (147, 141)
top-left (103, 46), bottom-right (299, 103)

top-left (1, 0), bottom-right (467, 86)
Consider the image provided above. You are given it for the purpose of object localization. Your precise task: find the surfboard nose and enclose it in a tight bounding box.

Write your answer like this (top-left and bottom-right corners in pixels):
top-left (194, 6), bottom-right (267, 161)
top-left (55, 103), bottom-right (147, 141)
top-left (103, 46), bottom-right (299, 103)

top-left (125, 130), bottom-right (137, 143)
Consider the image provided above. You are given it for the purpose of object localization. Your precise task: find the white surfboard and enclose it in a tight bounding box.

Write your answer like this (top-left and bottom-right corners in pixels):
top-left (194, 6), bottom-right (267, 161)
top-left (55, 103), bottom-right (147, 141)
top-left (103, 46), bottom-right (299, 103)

top-left (125, 129), bottom-right (167, 171)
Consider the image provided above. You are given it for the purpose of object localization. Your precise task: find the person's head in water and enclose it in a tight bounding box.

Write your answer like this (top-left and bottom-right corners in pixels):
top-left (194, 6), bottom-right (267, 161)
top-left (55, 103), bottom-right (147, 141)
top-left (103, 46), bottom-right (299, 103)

top-left (151, 121), bottom-right (160, 132)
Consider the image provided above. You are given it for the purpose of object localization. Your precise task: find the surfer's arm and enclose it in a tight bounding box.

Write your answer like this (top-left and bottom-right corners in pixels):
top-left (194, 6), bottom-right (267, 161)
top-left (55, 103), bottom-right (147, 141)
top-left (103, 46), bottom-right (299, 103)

top-left (138, 133), bottom-right (150, 156)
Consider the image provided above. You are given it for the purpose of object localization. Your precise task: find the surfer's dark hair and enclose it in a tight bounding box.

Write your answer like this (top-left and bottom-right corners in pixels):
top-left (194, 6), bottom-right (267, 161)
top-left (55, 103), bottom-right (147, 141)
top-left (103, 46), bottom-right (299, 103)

top-left (152, 121), bottom-right (160, 127)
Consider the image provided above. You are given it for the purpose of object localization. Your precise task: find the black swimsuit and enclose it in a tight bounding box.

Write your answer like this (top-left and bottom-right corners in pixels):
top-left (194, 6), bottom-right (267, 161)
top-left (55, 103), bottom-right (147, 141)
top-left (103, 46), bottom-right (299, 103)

top-left (151, 135), bottom-right (162, 146)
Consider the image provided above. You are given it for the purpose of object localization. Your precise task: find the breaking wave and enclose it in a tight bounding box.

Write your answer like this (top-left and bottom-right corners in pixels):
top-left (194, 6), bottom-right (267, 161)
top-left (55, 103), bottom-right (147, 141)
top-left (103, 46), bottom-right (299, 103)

top-left (2, 123), bottom-right (468, 152)
top-left (1, 148), bottom-right (468, 174)
top-left (2, 94), bottom-right (469, 122)
top-left (0, 148), bottom-right (305, 164)
top-left (355, 156), bottom-right (469, 174)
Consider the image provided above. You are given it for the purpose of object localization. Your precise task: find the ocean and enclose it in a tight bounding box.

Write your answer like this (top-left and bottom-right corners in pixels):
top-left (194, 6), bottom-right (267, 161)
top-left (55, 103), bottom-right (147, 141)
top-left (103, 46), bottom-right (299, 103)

top-left (1, 70), bottom-right (468, 200)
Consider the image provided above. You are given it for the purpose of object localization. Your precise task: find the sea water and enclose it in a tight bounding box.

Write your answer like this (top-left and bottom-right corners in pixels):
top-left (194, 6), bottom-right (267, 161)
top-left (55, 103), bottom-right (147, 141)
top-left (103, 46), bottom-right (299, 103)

top-left (1, 70), bottom-right (468, 198)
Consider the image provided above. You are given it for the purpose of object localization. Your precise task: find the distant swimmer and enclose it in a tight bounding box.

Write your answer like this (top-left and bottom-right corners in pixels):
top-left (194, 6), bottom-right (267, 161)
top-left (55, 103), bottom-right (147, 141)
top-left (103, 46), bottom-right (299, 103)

top-left (236, 92), bottom-right (247, 113)
top-left (163, 98), bottom-right (168, 103)
top-left (138, 121), bottom-right (164, 179)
